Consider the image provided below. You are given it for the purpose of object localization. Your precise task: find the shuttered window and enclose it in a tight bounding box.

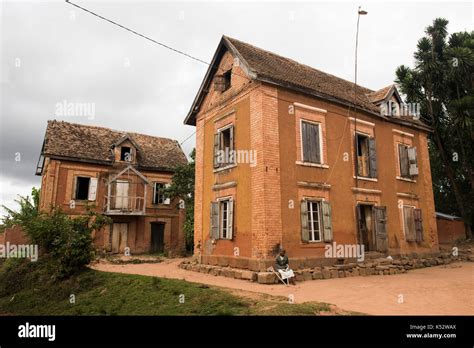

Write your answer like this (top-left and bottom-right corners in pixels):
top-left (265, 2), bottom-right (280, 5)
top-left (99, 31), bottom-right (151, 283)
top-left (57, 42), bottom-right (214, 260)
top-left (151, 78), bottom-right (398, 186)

top-left (210, 199), bottom-right (233, 240)
top-left (403, 206), bottom-right (417, 242)
top-left (356, 133), bottom-right (377, 178)
top-left (301, 200), bottom-right (333, 242)
top-left (213, 125), bottom-right (234, 169)
top-left (301, 121), bottom-right (321, 164)
top-left (153, 183), bottom-right (170, 205)
top-left (398, 144), bottom-right (418, 178)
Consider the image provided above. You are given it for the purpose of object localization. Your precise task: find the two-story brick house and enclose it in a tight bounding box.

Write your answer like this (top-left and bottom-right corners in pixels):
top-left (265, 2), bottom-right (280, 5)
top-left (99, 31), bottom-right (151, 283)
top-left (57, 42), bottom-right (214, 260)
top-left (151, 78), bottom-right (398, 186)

top-left (36, 120), bottom-right (187, 255)
top-left (185, 36), bottom-right (439, 271)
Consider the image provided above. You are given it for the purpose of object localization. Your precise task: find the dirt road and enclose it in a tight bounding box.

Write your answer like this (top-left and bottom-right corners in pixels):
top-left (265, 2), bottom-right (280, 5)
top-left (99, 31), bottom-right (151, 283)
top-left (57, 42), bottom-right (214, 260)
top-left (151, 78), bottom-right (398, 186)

top-left (92, 259), bottom-right (474, 315)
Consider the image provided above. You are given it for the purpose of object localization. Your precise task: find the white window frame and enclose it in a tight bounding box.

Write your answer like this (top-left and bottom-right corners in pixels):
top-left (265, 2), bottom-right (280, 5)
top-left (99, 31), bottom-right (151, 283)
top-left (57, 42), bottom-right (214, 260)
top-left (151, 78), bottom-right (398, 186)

top-left (216, 123), bottom-right (235, 169)
top-left (217, 196), bottom-right (233, 240)
top-left (306, 199), bottom-right (323, 242)
top-left (300, 119), bottom-right (323, 165)
top-left (153, 182), bottom-right (170, 205)
top-left (74, 176), bottom-right (91, 201)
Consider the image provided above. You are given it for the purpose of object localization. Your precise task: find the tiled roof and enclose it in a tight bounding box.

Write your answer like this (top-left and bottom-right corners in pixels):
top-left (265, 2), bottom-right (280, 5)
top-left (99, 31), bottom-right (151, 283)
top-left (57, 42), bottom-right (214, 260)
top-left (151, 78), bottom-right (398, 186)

top-left (42, 120), bottom-right (187, 170)
top-left (185, 36), bottom-right (430, 131)
top-left (367, 85), bottom-right (394, 103)
top-left (225, 36), bottom-right (379, 114)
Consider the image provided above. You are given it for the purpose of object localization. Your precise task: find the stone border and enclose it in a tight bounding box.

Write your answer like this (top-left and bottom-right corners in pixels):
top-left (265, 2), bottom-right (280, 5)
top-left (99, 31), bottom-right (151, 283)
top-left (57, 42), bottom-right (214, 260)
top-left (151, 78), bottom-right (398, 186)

top-left (179, 250), bottom-right (473, 284)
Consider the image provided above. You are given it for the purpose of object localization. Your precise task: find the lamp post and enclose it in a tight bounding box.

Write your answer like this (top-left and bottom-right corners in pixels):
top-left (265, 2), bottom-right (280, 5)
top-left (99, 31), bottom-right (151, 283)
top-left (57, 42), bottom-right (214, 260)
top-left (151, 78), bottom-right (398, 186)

top-left (354, 6), bottom-right (368, 188)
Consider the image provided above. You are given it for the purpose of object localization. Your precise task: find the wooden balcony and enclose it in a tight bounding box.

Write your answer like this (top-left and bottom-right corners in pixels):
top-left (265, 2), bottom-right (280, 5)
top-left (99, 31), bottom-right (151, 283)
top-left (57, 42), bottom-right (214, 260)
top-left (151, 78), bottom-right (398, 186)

top-left (103, 195), bottom-right (146, 215)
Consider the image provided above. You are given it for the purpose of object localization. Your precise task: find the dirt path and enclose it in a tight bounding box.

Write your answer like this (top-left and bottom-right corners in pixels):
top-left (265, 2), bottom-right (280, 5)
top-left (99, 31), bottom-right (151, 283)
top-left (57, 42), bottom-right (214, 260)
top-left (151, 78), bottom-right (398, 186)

top-left (91, 259), bottom-right (474, 315)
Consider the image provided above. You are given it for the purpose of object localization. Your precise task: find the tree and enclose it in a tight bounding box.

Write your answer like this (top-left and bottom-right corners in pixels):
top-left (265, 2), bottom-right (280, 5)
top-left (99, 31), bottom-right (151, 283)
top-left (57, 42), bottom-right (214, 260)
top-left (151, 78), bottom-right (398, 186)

top-left (1, 187), bottom-right (40, 231)
top-left (395, 18), bottom-right (474, 238)
top-left (165, 149), bottom-right (195, 252)
top-left (2, 188), bottom-right (111, 278)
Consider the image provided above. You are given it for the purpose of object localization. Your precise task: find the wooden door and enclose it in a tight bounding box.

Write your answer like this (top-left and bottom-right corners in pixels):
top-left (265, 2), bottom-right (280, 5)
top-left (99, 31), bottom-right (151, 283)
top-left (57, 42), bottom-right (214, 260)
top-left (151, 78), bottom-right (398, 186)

top-left (112, 223), bottom-right (128, 253)
top-left (373, 206), bottom-right (388, 252)
top-left (115, 181), bottom-right (129, 209)
top-left (150, 223), bottom-right (165, 253)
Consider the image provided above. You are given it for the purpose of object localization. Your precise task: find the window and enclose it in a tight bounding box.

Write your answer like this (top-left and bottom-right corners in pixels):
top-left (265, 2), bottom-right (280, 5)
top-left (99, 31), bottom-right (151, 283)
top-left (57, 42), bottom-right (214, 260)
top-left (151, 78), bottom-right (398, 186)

top-left (213, 125), bottom-right (234, 168)
top-left (398, 144), bottom-right (418, 178)
top-left (307, 201), bottom-right (322, 242)
top-left (220, 199), bottom-right (231, 239)
top-left (301, 121), bottom-right (321, 164)
top-left (210, 198), bottom-right (233, 240)
top-left (120, 146), bottom-right (132, 162)
top-left (222, 70), bottom-right (231, 91)
top-left (152, 183), bottom-right (170, 205)
top-left (301, 200), bottom-right (333, 242)
top-left (74, 176), bottom-right (98, 201)
top-left (214, 70), bottom-right (231, 92)
top-left (356, 133), bottom-right (377, 178)
top-left (403, 206), bottom-right (423, 242)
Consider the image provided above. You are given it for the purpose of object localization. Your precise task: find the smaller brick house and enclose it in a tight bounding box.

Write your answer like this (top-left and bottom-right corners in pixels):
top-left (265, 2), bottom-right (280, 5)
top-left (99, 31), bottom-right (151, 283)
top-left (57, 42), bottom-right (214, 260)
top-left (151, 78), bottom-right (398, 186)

top-left (36, 120), bottom-right (187, 255)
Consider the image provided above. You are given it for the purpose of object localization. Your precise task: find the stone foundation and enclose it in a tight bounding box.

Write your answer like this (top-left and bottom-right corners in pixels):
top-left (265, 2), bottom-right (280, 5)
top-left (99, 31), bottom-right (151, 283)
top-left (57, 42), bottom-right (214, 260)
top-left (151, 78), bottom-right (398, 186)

top-left (181, 248), bottom-right (473, 284)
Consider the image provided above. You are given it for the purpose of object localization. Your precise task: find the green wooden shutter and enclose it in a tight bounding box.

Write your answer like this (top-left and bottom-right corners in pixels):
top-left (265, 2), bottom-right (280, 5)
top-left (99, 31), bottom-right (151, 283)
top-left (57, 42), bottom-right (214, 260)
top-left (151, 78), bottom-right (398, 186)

top-left (300, 200), bottom-right (309, 242)
top-left (213, 133), bottom-right (220, 168)
top-left (302, 122), bottom-right (321, 164)
top-left (414, 208), bottom-right (423, 242)
top-left (210, 202), bottom-right (219, 239)
top-left (312, 123), bottom-right (321, 164)
top-left (408, 147), bottom-right (419, 176)
top-left (356, 205), bottom-right (364, 245)
top-left (373, 206), bottom-right (388, 252)
top-left (321, 201), bottom-right (333, 242)
top-left (404, 206), bottom-right (416, 242)
top-left (399, 144), bottom-right (409, 177)
top-left (228, 199), bottom-right (234, 240)
top-left (368, 137), bottom-right (377, 178)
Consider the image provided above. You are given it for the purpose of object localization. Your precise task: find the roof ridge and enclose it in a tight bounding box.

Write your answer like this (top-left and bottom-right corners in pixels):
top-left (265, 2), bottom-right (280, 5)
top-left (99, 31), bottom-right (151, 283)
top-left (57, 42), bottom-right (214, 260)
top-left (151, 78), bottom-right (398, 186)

top-left (224, 36), bottom-right (375, 94)
top-left (48, 119), bottom-right (179, 143)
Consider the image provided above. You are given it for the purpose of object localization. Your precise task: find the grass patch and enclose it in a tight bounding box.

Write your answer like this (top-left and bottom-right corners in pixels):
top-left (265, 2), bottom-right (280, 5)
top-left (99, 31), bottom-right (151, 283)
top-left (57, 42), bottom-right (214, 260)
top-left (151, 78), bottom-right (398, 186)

top-left (0, 259), bottom-right (339, 316)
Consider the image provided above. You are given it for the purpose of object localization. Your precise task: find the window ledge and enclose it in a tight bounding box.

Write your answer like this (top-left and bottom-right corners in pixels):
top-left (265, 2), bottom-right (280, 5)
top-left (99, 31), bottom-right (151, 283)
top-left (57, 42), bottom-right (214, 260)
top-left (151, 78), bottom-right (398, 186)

top-left (296, 161), bottom-right (329, 169)
top-left (300, 242), bottom-right (326, 248)
top-left (396, 176), bottom-right (417, 183)
top-left (213, 163), bottom-right (237, 173)
top-left (353, 176), bottom-right (378, 182)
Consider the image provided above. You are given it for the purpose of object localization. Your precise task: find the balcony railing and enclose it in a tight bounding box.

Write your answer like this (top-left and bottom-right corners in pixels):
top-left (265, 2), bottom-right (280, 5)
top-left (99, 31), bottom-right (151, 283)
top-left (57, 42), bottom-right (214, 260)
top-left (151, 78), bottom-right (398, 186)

top-left (104, 195), bottom-right (145, 215)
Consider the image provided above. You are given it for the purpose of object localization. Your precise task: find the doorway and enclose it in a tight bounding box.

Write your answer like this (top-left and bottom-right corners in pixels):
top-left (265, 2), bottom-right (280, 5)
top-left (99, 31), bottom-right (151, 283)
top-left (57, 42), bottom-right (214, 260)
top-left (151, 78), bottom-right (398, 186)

top-left (111, 223), bottom-right (128, 253)
top-left (356, 204), bottom-right (376, 251)
top-left (150, 222), bottom-right (165, 253)
top-left (114, 180), bottom-right (129, 209)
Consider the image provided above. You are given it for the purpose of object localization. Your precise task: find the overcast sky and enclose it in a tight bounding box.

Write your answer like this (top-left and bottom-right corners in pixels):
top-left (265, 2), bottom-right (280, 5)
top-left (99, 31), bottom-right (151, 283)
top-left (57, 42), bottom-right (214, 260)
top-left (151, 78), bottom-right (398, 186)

top-left (0, 0), bottom-right (472, 213)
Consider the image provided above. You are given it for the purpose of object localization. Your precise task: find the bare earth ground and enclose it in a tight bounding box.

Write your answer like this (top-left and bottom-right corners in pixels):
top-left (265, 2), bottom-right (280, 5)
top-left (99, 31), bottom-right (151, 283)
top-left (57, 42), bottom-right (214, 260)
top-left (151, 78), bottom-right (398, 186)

top-left (91, 259), bottom-right (474, 315)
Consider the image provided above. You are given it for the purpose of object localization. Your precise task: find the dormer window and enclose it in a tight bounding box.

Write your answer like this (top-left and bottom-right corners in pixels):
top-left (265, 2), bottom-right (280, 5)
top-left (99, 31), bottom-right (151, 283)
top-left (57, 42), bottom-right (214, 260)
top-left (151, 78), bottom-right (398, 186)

top-left (120, 146), bottom-right (132, 162)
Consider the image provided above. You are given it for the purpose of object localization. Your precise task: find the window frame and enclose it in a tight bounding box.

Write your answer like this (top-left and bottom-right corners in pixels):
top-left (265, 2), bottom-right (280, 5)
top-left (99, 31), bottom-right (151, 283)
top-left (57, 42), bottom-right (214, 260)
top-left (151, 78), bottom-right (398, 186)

top-left (120, 146), bottom-right (132, 162)
top-left (152, 182), bottom-right (170, 205)
top-left (300, 119), bottom-right (323, 165)
top-left (217, 196), bottom-right (233, 240)
top-left (214, 124), bottom-right (235, 169)
top-left (74, 176), bottom-right (91, 201)
top-left (306, 199), bottom-right (323, 242)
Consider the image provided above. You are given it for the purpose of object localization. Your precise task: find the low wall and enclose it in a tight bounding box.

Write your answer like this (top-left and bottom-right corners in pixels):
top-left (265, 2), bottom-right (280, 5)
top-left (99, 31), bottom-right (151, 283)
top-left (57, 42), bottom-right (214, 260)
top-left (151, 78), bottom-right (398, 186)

top-left (0, 225), bottom-right (29, 245)
top-left (437, 218), bottom-right (466, 244)
top-left (182, 248), bottom-right (474, 284)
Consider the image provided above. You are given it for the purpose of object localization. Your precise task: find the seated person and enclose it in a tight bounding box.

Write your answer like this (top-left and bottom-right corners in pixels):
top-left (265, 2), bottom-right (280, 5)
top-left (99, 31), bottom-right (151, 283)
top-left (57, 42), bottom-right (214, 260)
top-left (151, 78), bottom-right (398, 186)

top-left (275, 249), bottom-right (296, 285)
